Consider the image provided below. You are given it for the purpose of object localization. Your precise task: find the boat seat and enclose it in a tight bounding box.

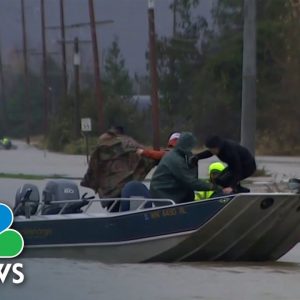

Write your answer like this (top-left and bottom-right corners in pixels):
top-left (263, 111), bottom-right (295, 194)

top-left (14, 184), bottom-right (40, 216)
top-left (120, 181), bottom-right (151, 212)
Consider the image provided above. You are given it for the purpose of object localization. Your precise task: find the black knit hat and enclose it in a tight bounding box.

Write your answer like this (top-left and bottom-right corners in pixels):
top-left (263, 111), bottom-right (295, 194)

top-left (108, 125), bottom-right (125, 135)
top-left (205, 135), bottom-right (224, 148)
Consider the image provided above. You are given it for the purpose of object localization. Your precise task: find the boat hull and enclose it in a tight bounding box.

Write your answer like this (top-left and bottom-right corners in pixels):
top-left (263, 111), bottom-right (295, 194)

top-left (13, 193), bottom-right (300, 263)
top-left (20, 233), bottom-right (191, 263)
top-left (148, 193), bottom-right (300, 262)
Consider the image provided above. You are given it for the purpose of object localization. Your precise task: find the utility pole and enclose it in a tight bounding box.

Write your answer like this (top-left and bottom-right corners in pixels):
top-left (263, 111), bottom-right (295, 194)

top-left (88, 0), bottom-right (105, 133)
top-left (57, 38), bottom-right (91, 137)
top-left (41, 0), bottom-right (49, 135)
top-left (0, 41), bottom-right (7, 133)
top-left (21, 0), bottom-right (31, 144)
top-left (59, 0), bottom-right (68, 101)
top-left (47, 16), bottom-right (113, 133)
top-left (47, 15), bottom-right (112, 135)
top-left (148, 0), bottom-right (160, 150)
top-left (74, 37), bottom-right (81, 138)
top-left (241, 0), bottom-right (256, 155)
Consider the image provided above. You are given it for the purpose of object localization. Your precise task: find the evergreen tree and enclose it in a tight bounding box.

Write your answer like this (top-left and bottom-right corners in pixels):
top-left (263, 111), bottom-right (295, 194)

top-left (156, 0), bottom-right (209, 138)
top-left (103, 37), bottom-right (133, 97)
top-left (103, 38), bottom-right (149, 141)
top-left (155, 0), bottom-right (300, 152)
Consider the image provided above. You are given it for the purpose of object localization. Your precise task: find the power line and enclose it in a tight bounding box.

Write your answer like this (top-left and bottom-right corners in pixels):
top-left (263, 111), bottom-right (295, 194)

top-left (46, 20), bottom-right (113, 30)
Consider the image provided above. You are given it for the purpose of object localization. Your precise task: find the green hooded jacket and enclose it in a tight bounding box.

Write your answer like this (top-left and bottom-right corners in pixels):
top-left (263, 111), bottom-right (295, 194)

top-left (150, 132), bottom-right (213, 203)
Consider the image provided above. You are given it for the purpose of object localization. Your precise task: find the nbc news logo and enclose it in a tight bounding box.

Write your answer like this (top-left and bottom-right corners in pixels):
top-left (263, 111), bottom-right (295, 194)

top-left (0, 203), bottom-right (25, 285)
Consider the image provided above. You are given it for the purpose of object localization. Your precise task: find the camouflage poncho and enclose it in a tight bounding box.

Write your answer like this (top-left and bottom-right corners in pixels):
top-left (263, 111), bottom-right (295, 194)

top-left (81, 135), bottom-right (156, 197)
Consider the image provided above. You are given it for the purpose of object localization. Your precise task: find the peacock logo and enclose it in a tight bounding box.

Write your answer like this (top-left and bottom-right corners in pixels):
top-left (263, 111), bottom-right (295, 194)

top-left (0, 203), bottom-right (24, 258)
top-left (0, 203), bottom-right (25, 285)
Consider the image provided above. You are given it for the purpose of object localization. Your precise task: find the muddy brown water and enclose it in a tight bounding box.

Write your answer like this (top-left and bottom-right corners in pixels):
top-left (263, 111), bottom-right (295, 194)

top-left (2, 255), bottom-right (300, 300)
top-left (1, 179), bottom-right (300, 300)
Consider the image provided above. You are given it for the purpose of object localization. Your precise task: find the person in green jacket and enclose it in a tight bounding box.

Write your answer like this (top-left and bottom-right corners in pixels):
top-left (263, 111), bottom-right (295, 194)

top-left (150, 132), bottom-right (217, 203)
top-left (195, 162), bottom-right (226, 201)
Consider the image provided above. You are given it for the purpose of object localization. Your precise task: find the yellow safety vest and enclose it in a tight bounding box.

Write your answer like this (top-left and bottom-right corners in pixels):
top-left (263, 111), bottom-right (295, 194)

top-left (195, 162), bottom-right (225, 201)
top-left (194, 190), bottom-right (215, 201)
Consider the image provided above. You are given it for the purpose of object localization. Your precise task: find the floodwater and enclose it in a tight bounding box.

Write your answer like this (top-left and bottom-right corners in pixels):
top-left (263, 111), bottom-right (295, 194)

top-left (1, 179), bottom-right (300, 300)
top-left (2, 254), bottom-right (300, 300)
top-left (1, 142), bottom-right (300, 299)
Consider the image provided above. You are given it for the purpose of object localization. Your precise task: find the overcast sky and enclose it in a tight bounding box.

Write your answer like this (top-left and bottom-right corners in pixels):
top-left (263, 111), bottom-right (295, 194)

top-left (0, 0), bottom-right (213, 75)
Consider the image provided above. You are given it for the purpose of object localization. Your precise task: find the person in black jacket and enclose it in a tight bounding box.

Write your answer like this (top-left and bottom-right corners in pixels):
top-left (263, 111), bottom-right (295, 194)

top-left (191, 135), bottom-right (257, 193)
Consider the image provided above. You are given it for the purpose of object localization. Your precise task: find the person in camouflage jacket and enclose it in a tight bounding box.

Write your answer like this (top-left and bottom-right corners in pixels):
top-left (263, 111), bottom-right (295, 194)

top-left (81, 130), bottom-right (156, 198)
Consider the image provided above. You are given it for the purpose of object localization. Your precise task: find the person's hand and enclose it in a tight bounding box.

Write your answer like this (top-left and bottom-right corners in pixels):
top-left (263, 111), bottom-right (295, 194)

top-left (223, 187), bottom-right (233, 194)
top-left (188, 155), bottom-right (199, 167)
top-left (136, 148), bottom-right (144, 156)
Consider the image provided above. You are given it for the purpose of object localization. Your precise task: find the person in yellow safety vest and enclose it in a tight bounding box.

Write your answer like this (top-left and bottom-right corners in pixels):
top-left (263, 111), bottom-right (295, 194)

top-left (2, 137), bottom-right (9, 145)
top-left (195, 162), bottom-right (226, 200)
top-left (0, 137), bottom-right (12, 149)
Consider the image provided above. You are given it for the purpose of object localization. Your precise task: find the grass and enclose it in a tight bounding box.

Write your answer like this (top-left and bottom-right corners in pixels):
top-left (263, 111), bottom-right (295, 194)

top-left (0, 173), bottom-right (81, 180)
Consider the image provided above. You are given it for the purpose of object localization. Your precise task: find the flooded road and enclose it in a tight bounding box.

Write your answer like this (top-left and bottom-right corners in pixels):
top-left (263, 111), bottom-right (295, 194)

top-left (1, 176), bottom-right (300, 300)
top-left (2, 255), bottom-right (300, 300)
top-left (1, 140), bottom-right (300, 179)
top-left (1, 141), bottom-right (300, 299)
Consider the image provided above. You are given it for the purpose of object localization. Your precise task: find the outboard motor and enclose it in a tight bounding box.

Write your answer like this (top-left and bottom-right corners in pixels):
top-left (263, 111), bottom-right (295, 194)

top-left (41, 180), bottom-right (86, 215)
top-left (14, 184), bottom-right (40, 217)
